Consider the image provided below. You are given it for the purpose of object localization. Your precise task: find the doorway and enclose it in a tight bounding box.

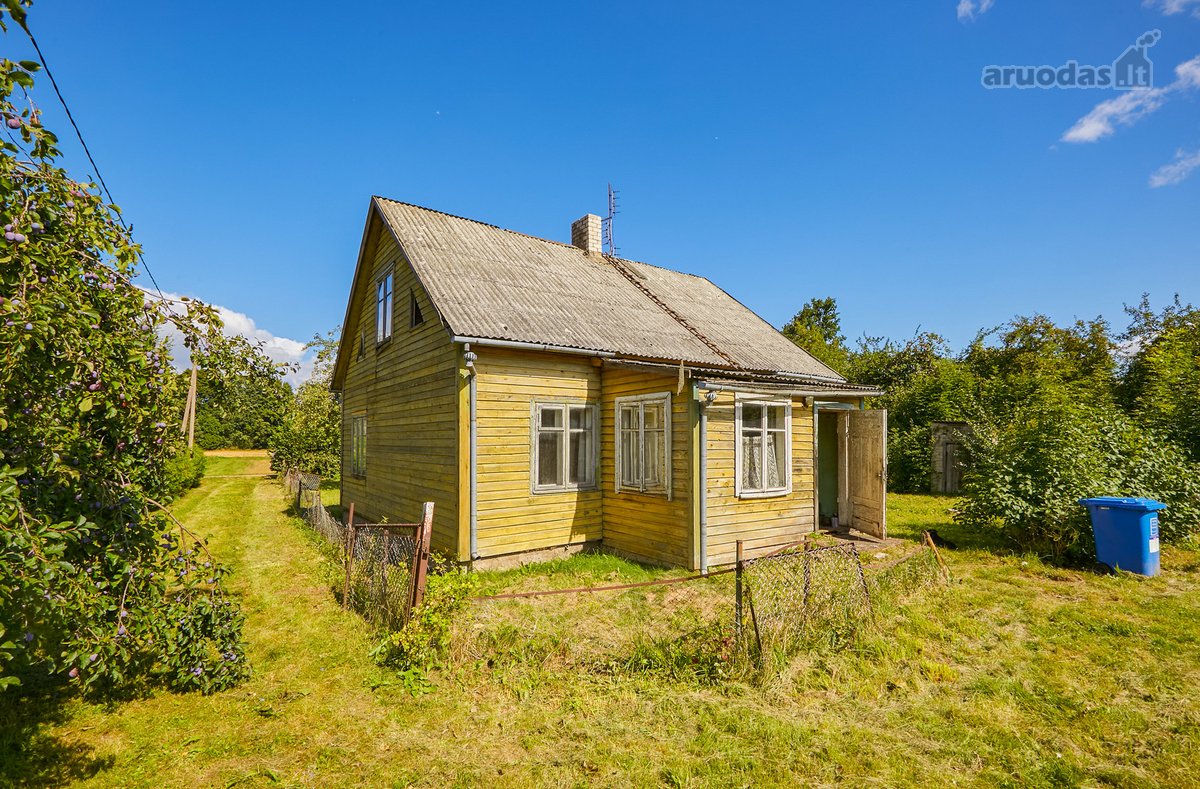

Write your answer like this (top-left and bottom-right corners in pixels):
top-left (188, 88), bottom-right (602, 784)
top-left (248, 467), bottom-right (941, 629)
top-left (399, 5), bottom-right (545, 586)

top-left (815, 405), bottom-right (888, 538)
top-left (817, 411), bottom-right (840, 527)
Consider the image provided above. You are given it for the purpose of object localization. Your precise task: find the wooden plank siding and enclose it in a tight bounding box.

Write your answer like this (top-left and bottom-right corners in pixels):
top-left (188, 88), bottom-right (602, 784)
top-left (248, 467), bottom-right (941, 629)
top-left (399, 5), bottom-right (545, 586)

top-left (339, 221), bottom-right (461, 555)
top-left (472, 348), bottom-right (603, 557)
top-left (703, 391), bottom-right (816, 566)
top-left (600, 367), bottom-right (693, 567)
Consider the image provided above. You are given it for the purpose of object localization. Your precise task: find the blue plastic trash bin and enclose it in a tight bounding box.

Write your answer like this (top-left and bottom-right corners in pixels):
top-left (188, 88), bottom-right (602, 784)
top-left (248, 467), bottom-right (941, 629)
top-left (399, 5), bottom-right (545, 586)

top-left (1079, 497), bottom-right (1166, 576)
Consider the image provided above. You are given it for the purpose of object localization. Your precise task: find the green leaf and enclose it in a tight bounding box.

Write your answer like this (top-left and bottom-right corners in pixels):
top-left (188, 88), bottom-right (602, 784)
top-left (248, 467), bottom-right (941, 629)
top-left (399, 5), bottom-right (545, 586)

top-left (78, 397), bottom-right (93, 413)
top-left (18, 60), bottom-right (41, 72)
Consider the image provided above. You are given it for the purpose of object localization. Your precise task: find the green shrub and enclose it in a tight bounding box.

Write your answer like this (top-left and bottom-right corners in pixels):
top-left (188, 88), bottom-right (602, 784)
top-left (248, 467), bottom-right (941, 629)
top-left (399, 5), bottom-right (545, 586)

top-left (889, 424), bottom-right (934, 493)
top-left (957, 391), bottom-right (1200, 559)
top-left (372, 562), bottom-right (476, 673)
top-left (159, 449), bottom-right (206, 501)
top-left (1117, 427), bottom-right (1200, 544)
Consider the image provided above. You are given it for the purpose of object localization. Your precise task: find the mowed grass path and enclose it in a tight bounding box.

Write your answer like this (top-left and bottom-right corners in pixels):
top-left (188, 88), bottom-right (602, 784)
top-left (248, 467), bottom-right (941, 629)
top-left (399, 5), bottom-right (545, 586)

top-left (11, 457), bottom-right (1200, 787)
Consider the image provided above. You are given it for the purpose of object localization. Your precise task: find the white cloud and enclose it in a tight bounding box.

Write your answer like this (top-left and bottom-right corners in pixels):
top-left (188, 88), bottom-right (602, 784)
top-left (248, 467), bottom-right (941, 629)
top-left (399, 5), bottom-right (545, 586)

top-left (1149, 147), bottom-right (1200, 187)
top-left (1061, 55), bottom-right (1200, 143)
top-left (1145, 0), bottom-right (1200, 17)
top-left (150, 291), bottom-right (314, 387)
top-left (1061, 89), bottom-right (1170, 143)
top-left (957, 0), bottom-right (995, 22)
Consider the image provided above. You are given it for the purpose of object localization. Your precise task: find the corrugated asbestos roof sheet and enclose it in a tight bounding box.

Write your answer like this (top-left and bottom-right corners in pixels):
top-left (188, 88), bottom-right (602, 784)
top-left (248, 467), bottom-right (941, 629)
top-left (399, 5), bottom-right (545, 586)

top-left (374, 197), bottom-right (846, 382)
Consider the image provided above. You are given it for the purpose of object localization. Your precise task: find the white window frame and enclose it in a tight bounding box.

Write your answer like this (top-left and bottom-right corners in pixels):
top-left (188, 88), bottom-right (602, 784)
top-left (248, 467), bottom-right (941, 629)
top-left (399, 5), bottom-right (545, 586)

top-left (376, 270), bottom-right (394, 343)
top-left (614, 392), bottom-right (673, 498)
top-left (734, 394), bottom-right (792, 499)
top-left (350, 414), bottom-right (367, 478)
top-left (530, 401), bottom-right (599, 493)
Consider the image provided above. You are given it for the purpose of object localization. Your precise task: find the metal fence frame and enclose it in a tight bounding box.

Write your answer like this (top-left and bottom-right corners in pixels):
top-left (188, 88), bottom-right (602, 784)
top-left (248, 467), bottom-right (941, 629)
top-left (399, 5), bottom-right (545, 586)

top-left (283, 469), bottom-right (433, 631)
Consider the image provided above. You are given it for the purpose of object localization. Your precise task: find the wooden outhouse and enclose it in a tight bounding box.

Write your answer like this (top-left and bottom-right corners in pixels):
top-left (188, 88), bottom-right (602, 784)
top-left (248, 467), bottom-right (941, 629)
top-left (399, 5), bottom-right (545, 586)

top-left (931, 421), bottom-right (970, 494)
top-left (331, 198), bottom-right (886, 569)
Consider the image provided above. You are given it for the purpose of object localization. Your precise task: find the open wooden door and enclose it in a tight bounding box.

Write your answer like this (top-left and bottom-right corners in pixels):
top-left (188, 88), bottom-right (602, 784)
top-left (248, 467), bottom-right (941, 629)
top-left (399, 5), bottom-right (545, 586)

top-left (848, 409), bottom-right (887, 539)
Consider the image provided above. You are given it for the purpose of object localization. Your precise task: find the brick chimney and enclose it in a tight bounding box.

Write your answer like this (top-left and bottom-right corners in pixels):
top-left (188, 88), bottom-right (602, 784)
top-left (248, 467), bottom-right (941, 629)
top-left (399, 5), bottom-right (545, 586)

top-left (571, 214), bottom-right (602, 255)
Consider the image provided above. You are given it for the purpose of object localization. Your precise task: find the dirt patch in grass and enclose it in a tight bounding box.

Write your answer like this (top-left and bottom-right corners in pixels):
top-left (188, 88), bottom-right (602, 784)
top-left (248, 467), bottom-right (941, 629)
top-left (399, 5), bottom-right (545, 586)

top-left (203, 450), bottom-right (273, 477)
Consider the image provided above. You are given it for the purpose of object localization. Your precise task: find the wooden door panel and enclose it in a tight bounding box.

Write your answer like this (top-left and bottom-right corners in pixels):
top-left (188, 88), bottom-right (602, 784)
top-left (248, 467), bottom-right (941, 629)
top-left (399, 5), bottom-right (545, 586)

top-left (848, 409), bottom-right (887, 539)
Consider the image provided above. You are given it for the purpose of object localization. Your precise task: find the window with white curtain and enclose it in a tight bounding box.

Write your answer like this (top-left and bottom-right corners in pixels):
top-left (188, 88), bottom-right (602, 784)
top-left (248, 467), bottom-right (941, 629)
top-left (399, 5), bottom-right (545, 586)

top-left (736, 399), bottom-right (790, 496)
top-left (615, 393), bottom-right (671, 495)
top-left (533, 403), bottom-right (598, 492)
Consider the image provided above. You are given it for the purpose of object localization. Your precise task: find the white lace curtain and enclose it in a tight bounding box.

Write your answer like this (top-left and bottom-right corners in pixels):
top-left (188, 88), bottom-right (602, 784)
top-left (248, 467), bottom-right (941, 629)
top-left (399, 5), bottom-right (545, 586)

top-left (742, 433), bottom-right (782, 490)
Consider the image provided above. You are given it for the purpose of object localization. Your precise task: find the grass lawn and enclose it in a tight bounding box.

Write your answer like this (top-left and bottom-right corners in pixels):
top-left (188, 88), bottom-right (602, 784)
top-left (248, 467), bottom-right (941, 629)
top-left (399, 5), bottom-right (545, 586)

top-left (4, 459), bottom-right (1199, 787)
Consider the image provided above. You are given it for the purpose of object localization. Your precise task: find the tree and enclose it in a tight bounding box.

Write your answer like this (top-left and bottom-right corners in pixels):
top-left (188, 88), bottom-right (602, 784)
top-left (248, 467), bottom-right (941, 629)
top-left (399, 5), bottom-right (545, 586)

top-left (1119, 294), bottom-right (1200, 463)
top-left (781, 296), bottom-right (851, 373)
top-left (0, 4), bottom-right (246, 694)
top-left (963, 314), bottom-right (1118, 413)
top-left (189, 332), bottom-right (293, 450)
top-left (849, 331), bottom-right (977, 492)
top-left (853, 333), bottom-right (974, 492)
top-left (269, 329), bottom-right (341, 477)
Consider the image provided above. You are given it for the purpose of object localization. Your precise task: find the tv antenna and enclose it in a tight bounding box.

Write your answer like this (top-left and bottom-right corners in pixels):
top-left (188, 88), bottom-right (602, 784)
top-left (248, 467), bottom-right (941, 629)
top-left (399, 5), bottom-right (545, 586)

top-left (602, 183), bottom-right (619, 256)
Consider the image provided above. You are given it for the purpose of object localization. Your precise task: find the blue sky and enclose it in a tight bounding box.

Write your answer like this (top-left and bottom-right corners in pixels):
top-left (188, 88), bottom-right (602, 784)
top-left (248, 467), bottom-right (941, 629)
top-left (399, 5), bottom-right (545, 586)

top-left (8, 1), bottom-right (1200, 373)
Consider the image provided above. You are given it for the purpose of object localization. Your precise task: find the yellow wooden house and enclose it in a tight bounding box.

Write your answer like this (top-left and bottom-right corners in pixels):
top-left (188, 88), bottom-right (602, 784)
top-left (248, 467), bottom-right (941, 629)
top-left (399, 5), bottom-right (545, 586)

top-left (331, 198), bottom-right (886, 570)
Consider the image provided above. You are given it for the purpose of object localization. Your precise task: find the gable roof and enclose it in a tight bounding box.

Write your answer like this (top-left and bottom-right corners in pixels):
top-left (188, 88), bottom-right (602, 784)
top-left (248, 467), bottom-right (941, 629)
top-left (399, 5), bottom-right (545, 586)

top-left (335, 197), bottom-right (846, 386)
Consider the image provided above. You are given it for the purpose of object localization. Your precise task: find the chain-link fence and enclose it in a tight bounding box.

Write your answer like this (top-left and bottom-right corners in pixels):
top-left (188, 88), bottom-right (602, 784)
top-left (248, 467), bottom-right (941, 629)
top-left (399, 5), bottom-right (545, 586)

top-left (345, 521), bottom-right (429, 630)
top-left (284, 469), bottom-right (346, 546)
top-left (459, 536), bottom-right (947, 677)
top-left (739, 543), bottom-right (872, 655)
top-left (282, 469), bottom-right (432, 631)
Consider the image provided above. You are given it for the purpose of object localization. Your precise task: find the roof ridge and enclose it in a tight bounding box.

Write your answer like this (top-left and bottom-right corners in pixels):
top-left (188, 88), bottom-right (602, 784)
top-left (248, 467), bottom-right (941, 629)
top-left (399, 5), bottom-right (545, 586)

top-left (375, 196), bottom-right (709, 281)
top-left (610, 256), bottom-right (706, 281)
top-left (602, 254), bottom-right (741, 369)
top-left (374, 195), bottom-right (580, 251)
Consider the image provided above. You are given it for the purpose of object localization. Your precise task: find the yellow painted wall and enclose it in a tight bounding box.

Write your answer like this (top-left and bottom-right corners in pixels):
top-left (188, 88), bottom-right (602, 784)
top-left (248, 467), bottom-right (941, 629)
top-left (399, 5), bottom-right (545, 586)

top-left (704, 391), bottom-right (815, 566)
top-left (600, 367), bottom-right (693, 567)
top-left (340, 220), bottom-right (460, 554)
top-left (473, 348), bottom-right (603, 557)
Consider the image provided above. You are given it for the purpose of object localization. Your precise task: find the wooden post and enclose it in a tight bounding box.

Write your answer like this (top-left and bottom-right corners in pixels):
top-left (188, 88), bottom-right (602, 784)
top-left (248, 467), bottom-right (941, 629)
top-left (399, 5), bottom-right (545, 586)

top-left (409, 502), bottom-right (435, 613)
top-left (735, 539), bottom-right (744, 641)
top-left (923, 530), bottom-right (950, 581)
top-left (180, 373), bottom-right (193, 436)
top-left (343, 503), bottom-right (356, 610)
top-left (186, 363), bottom-right (198, 451)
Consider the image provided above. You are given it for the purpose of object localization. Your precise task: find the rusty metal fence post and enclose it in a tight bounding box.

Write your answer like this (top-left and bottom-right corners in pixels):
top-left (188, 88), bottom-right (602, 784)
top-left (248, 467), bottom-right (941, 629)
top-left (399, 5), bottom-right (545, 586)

top-left (409, 501), bottom-right (434, 613)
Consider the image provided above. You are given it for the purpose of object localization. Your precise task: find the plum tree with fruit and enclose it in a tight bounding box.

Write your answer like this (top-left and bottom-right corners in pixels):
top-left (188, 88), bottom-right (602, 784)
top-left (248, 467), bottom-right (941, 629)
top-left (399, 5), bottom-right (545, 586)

top-left (0, 1), bottom-right (247, 694)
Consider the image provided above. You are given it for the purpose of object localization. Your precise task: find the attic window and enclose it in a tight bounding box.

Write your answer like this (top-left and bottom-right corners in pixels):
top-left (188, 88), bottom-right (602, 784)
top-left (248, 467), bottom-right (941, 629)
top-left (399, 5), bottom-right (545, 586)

top-left (376, 272), bottom-right (393, 343)
top-left (410, 291), bottom-right (424, 328)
